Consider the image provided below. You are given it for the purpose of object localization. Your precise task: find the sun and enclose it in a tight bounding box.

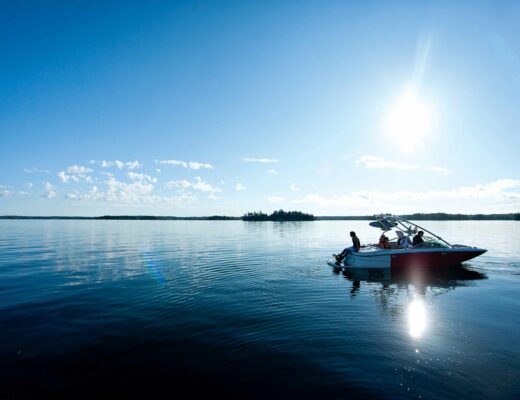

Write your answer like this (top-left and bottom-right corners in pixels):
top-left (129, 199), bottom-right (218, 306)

top-left (386, 89), bottom-right (432, 152)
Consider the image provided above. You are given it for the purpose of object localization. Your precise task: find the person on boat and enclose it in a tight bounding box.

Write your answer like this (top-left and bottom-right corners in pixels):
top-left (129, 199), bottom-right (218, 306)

top-left (413, 230), bottom-right (425, 246)
top-left (334, 231), bottom-right (361, 264)
top-left (396, 230), bottom-right (412, 248)
top-left (379, 233), bottom-right (391, 249)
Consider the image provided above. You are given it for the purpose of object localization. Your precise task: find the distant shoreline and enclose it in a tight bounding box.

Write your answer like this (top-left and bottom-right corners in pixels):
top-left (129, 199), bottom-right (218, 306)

top-left (1, 213), bottom-right (518, 221)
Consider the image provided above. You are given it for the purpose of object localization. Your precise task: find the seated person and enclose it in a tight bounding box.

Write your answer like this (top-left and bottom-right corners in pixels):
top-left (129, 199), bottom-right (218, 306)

top-left (396, 230), bottom-right (412, 248)
top-left (334, 231), bottom-right (361, 264)
top-left (379, 233), bottom-right (391, 249)
top-left (413, 230), bottom-right (425, 246)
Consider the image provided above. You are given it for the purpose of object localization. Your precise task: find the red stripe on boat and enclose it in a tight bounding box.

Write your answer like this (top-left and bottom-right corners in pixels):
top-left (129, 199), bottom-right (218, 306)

top-left (390, 250), bottom-right (485, 269)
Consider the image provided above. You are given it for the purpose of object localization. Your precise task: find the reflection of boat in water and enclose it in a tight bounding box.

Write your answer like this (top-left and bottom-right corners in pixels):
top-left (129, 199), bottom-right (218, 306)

top-left (336, 263), bottom-right (487, 286)
top-left (327, 214), bottom-right (487, 270)
top-left (335, 264), bottom-right (487, 317)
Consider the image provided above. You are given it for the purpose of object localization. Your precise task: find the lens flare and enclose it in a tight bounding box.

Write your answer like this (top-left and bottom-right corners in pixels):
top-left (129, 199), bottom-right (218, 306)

top-left (140, 247), bottom-right (166, 285)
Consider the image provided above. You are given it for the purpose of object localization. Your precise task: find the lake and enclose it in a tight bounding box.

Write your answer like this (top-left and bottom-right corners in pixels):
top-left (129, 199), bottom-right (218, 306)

top-left (0, 220), bottom-right (519, 399)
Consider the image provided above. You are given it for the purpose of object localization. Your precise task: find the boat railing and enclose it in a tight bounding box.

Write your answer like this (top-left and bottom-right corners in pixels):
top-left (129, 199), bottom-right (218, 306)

top-left (373, 214), bottom-right (453, 248)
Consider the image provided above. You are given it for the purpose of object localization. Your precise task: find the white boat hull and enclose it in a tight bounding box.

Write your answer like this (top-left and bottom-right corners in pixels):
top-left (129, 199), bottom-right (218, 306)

top-left (328, 246), bottom-right (486, 270)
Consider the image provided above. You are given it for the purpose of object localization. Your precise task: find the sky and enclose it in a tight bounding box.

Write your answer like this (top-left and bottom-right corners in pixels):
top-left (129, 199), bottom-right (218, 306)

top-left (1, 0), bottom-right (519, 216)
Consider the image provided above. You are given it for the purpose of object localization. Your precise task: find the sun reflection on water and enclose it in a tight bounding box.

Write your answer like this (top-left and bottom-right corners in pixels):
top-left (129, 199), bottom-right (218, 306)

top-left (408, 298), bottom-right (427, 338)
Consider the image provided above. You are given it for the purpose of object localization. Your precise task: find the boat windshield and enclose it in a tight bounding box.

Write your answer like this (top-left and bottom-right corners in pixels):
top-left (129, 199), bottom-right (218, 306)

top-left (418, 238), bottom-right (450, 248)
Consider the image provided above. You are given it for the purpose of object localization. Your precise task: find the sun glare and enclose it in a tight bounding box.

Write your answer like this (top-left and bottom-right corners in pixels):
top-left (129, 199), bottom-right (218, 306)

top-left (408, 298), bottom-right (427, 338)
top-left (386, 89), bottom-right (432, 152)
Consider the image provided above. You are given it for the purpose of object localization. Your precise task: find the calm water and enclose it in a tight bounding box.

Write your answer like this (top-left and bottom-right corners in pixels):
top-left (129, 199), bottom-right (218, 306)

top-left (0, 220), bottom-right (519, 399)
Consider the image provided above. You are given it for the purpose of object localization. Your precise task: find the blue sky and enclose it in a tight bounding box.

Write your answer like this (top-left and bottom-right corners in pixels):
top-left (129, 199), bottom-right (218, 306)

top-left (1, 0), bottom-right (519, 216)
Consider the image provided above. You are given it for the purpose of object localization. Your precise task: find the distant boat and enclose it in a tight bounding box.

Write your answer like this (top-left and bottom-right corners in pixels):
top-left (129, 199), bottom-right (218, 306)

top-left (328, 214), bottom-right (487, 269)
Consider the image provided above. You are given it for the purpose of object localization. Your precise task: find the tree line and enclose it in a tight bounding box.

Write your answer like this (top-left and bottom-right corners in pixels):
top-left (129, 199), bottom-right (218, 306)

top-left (318, 213), bottom-right (520, 221)
top-left (242, 210), bottom-right (315, 221)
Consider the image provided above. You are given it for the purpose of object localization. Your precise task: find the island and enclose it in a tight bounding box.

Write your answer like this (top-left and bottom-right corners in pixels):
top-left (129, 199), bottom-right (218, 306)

top-left (242, 210), bottom-right (316, 221)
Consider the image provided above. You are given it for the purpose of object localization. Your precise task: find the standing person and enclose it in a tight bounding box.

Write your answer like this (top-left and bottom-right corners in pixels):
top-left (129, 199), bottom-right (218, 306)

top-left (413, 230), bottom-right (425, 246)
top-left (334, 231), bottom-right (361, 264)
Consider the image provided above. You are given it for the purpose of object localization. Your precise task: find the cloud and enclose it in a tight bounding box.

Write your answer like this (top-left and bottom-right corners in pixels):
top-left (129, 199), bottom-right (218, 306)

top-left (266, 169), bottom-right (278, 174)
top-left (66, 178), bottom-right (153, 203)
top-left (65, 186), bottom-right (104, 201)
top-left (235, 183), bottom-right (246, 191)
top-left (127, 172), bottom-right (158, 183)
top-left (290, 184), bottom-right (299, 192)
top-left (267, 196), bottom-right (285, 203)
top-left (166, 180), bottom-right (191, 190)
top-left (156, 159), bottom-right (214, 170)
top-left (57, 165), bottom-right (93, 183)
top-left (166, 177), bottom-right (220, 193)
top-left (90, 160), bottom-right (143, 170)
top-left (356, 155), bottom-right (417, 170)
top-left (23, 168), bottom-right (51, 174)
top-left (292, 179), bottom-right (520, 209)
top-left (426, 166), bottom-right (451, 175)
top-left (243, 158), bottom-right (279, 163)
top-left (208, 193), bottom-right (219, 200)
top-left (26, 182), bottom-right (33, 189)
top-left (187, 161), bottom-right (214, 170)
top-left (125, 161), bottom-right (142, 170)
top-left (0, 185), bottom-right (29, 198)
top-left (43, 182), bottom-right (57, 198)
top-left (64, 177), bottom-right (198, 207)
top-left (104, 177), bottom-right (154, 202)
top-left (57, 171), bottom-right (71, 183)
top-left (356, 155), bottom-right (451, 175)
top-left (0, 189), bottom-right (13, 197)
top-left (67, 165), bottom-right (93, 174)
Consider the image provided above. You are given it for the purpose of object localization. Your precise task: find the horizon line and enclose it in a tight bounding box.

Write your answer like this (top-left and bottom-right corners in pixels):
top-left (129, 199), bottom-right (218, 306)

top-left (1, 212), bottom-right (518, 221)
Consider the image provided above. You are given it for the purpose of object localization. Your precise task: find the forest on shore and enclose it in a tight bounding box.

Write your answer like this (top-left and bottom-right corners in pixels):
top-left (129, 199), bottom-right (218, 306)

top-left (242, 210), bottom-right (316, 221)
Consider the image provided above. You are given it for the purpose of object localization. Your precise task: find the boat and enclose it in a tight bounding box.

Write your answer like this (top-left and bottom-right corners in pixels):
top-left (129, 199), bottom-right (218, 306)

top-left (327, 214), bottom-right (487, 269)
